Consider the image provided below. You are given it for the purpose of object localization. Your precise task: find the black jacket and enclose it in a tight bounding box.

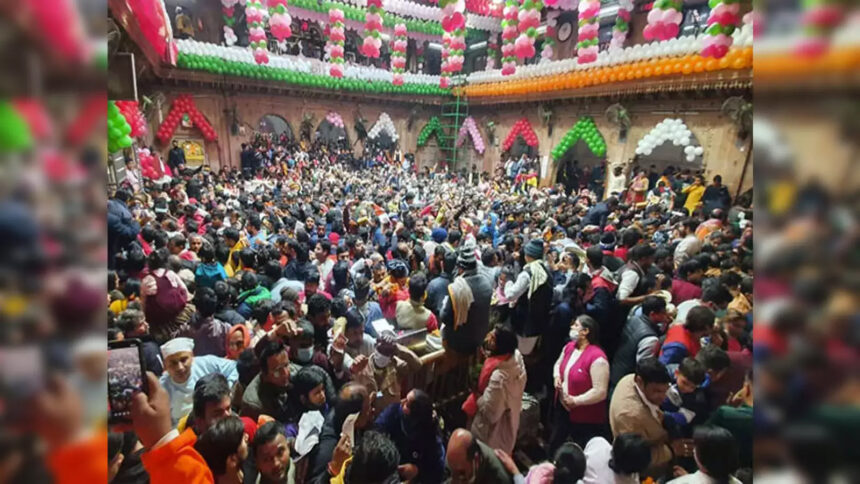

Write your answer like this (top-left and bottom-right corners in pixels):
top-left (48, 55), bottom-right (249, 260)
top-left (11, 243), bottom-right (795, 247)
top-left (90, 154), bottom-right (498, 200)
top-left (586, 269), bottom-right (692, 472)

top-left (167, 146), bottom-right (186, 171)
top-left (441, 269), bottom-right (493, 355)
top-left (107, 198), bottom-right (140, 268)
top-left (610, 313), bottom-right (660, 389)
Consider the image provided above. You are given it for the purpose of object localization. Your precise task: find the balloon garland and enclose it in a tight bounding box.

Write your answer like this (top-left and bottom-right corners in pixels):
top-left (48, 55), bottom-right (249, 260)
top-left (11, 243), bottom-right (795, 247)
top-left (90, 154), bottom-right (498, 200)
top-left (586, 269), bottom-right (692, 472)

top-left (221, 0), bottom-right (239, 45)
top-left (246, 0), bottom-right (270, 64)
top-left (644, 0), bottom-right (683, 41)
top-left (391, 23), bottom-right (407, 85)
top-left (486, 37), bottom-right (499, 69)
top-left (515, 0), bottom-right (541, 60)
top-left (114, 101), bottom-right (148, 139)
top-left (456, 116), bottom-right (485, 154)
top-left (500, 0), bottom-right (519, 75)
top-left (155, 94), bottom-right (218, 145)
top-left (502, 118), bottom-right (537, 151)
top-left (576, 0), bottom-right (600, 64)
top-left (368, 112), bottom-right (399, 142)
top-left (0, 101), bottom-right (33, 152)
top-left (610, 0), bottom-right (634, 50)
top-left (108, 101), bottom-right (134, 153)
top-left (329, 9), bottom-right (346, 77)
top-left (325, 111), bottom-right (345, 129)
top-left (439, 0), bottom-right (466, 88)
top-left (268, 0), bottom-right (293, 49)
top-left (542, 10), bottom-right (559, 62)
top-left (417, 117), bottom-right (445, 147)
top-left (795, 0), bottom-right (843, 57)
top-left (701, 0), bottom-right (741, 59)
top-left (551, 116), bottom-right (605, 161)
top-left (635, 118), bottom-right (702, 161)
top-left (362, 0), bottom-right (383, 58)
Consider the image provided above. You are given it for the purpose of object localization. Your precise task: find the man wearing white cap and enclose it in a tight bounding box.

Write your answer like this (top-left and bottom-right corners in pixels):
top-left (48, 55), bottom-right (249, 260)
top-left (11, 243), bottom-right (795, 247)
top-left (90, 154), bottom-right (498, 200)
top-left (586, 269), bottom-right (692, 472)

top-left (160, 337), bottom-right (238, 425)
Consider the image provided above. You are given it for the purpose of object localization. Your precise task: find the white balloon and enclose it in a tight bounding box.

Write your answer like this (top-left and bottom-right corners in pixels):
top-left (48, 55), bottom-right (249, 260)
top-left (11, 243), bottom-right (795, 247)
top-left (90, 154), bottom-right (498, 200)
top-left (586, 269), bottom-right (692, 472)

top-left (694, 146), bottom-right (704, 156)
top-left (684, 145), bottom-right (694, 154)
top-left (681, 137), bottom-right (691, 145)
top-left (643, 148), bottom-right (653, 156)
top-left (686, 154), bottom-right (696, 162)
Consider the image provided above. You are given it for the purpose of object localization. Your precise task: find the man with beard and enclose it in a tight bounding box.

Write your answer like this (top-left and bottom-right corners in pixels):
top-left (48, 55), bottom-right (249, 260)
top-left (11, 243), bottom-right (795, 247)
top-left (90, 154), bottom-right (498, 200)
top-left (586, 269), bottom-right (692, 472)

top-left (194, 416), bottom-right (250, 484)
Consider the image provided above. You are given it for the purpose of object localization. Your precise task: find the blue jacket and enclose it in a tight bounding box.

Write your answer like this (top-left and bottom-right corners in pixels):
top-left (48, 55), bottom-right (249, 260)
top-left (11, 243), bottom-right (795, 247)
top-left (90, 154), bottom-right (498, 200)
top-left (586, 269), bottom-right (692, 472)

top-left (107, 198), bottom-right (140, 267)
top-left (374, 402), bottom-right (446, 484)
top-left (195, 262), bottom-right (228, 289)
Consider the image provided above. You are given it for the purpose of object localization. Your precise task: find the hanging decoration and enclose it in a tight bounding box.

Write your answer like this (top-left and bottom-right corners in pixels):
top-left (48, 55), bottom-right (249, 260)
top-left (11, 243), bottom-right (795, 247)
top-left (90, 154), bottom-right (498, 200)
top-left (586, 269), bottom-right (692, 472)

top-left (486, 37), bottom-right (499, 69)
top-left (610, 0), bottom-right (634, 50)
top-left (362, 0), bottom-right (383, 58)
top-left (515, 0), bottom-right (541, 60)
top-left (329, 9), bottom-right (346, 77)
top-left (391, 23), bottom-right (408, 85)
top-left (222, 0), bottom-right (239, 45)
top-left (267, 0), bottom-right (293, 48)
top-left (114, 101), bottom-right (148, 139)
top-left (156, 94), bottom-right (218, 144)
top-left (644, 0), bottom-right (683, 41)
top-left (542, 11), bottom-right (559, 62)
top-left (576, 0), bottom-right (600, 64)
top-left (325, 111), bottom-right (345, 130)
top-left (795, 0), bottom-right (843, 57)
top-left (368, 113), bottom-right (399, 142)
top-left (502, 118), bottom-right (537, 151)
top-left (246, 0), bottom-right (270, 64)
top-left (417, 117), bottom-right (445, 147)
top-left (500, 0), bottom-right (519, 75)
top-left (701, 0), bottom-right (741, 58)
top-left (456, 116), bottom-right (485, 154)
top-left (439, 0), bottom-right (466, 88)
top-left (635, 118), bottom-right (702, 162)
top-left (551, 116), bottom-right (606, 161)
top-left (108, 101), bottom-right (134, 153)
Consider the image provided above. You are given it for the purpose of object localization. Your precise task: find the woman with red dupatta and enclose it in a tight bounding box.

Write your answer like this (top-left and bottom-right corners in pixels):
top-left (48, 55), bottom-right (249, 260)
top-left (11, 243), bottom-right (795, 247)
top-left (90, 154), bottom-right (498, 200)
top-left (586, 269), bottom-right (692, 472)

top-left (626, 169), bottom-right (650, 207)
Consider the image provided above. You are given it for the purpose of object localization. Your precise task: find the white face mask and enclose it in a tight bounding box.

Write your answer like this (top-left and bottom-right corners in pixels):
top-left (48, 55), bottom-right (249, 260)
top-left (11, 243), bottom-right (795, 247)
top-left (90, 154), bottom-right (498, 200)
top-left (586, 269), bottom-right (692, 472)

top-left (372, 352), bottom-right (392, 368)
top-left (569, 329), bottom-right (579, 341)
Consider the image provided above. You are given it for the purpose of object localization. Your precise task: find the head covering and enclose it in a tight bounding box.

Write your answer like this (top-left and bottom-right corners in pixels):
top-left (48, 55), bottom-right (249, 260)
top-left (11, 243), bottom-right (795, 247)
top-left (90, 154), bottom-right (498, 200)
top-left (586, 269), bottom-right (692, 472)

top-left (524, 238), bottom-right (544, 259)
top-left (240, 416), bottom-right (258, 443)
top-left (457, 245), bottom-right (477, 269)
top-left (328, 232), bottom-right (341, 246)
top-left (387, 259), bottom-right (409, 278)
top-left (431, 227), bottom-right (448, 243)
top-left (226, 324), bottom-right (250, 360)
top-left (161, 337), bottom-right (194, 359)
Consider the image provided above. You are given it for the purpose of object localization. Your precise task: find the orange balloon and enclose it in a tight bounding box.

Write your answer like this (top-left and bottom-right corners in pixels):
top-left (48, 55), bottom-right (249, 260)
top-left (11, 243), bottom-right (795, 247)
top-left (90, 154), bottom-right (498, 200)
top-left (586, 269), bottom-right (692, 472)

top-left (643, 66), bottom-right (653, 77)
top-left (718, 56), bottom-right (731, 69)
top-left (673, 62), bottom-right (683, 73)
top-left (682, 62), bottom-right (693, 74)
top-left (704, 58), bottom-right (719, 71)
top-left (732, 58), bottom-right (746, 69)
top-left (693, 61), bottom-right (705, 73)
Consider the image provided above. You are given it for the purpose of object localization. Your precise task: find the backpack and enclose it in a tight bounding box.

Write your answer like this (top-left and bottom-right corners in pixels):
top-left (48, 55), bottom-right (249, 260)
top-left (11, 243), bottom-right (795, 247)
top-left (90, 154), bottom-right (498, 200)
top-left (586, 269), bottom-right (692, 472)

top-left (145, 272), bottom-right (188, 328)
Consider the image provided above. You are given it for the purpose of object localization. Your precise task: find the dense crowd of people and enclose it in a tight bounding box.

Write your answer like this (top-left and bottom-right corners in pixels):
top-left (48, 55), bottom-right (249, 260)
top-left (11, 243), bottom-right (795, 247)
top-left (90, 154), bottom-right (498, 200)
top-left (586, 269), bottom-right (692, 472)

top-left (106, 138), bottom-right (755, 484)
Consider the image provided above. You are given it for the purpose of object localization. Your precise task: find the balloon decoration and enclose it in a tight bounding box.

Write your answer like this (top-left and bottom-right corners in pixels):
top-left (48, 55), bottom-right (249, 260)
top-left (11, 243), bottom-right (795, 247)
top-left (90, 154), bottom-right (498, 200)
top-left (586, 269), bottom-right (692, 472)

top-left (224, 25), bottom-right (238, 46)
top-left (391, 23), bottom-right (407, 85)
top-left (515, 0), bottom-right (541, 60)
top-left (0, 101), bottom-right (34, 152)
top-left (175, 40), bottom-right (449, 95)
top-left (114, 101), bottom-right (148, 138)
top-left (551, 116), bottom-right (605, 161)
top-left (222, 0), bottom-right (239, 45)
top-left (500, 0), bottom-right (519, 75)
top-left (577, 0), bottom-right (600, 64)
top-left (268, 0), bottom-right (293, 48)
top-left (137, 147), bottom-right (162, 180)
top-left (486, 37), bottom-right (499, 70)
top-left (701, 0), bottom-right (741, 59)
top-left (439, 0), bottom-right (466, 88)
top-left (635, 118), bottom-right (703, 162)
top-left (362, 0), bottom-right (383, 58)
top-left (644, 0), bottom-right (683, 41)
top-left (156, 94), bottom-right (218, 145)
top-left (795, 0), bottom-right (843, 57)
top-left (542, 10), bottom-right (559, 62)
top-left (108, 101), bottom-right (134, 153)
top-left (246, 0), bottom-right (270, 64)
top-left (466, 0), bottom-right (502, 17)
top-left (610, 0), bottom-right (634, 50)
top-left (329, 9), bottom-right (346, 77)
top-left (456, 116), bottom-right (485, 154)
top-left (417, 117), bottom-right (445, 147)
top-left (502, 118), bottom-right (538, 151)
top-left (325, 111), bottom-right (345, 129)
top-left (368, 112), bottom-right (399, 142)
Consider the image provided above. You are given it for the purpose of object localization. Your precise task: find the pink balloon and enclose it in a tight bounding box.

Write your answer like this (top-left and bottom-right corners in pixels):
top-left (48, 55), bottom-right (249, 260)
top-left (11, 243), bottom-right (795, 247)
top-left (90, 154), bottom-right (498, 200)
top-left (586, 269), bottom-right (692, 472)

top-left (662, 22), bottom-right (680, 40)
top-left (394, 24), bottom-right (407, 36)
top-left (647, 8), bottom-right (663, 24)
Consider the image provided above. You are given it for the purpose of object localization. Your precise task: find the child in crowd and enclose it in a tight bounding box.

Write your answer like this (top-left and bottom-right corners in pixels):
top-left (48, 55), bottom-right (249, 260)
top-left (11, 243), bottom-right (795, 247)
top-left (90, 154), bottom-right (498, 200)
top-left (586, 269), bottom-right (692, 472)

top-left (661, 357), bottom-right (711, 438)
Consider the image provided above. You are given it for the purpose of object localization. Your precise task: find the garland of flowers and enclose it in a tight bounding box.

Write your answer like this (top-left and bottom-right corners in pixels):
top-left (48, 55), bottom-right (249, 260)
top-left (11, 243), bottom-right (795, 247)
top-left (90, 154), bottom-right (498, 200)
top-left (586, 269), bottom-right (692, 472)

top-left (576, 0), bottom-right (600, 64)
top-left (221, 0), bottom-right (239, 45)
top-left (439, 0), bottom-right (466, 88)
top-left (417, 117), bottom-right (445, 147)
top-left (268, 0), bottom-right (293, 49)
top-left (246, 0), bottom-right (269, 64)
top-left (486, 37), bottom-right (499, 69)
top-left (501, 117), bottom-right (537, 151)
top-left (500, 0), bottom-right (519, 75)
top-left (610, 0), bottom-right (633, 50)
top-left (368, 112), bottom-right (399, 142)
top-left (329, 9), bottom-right (346, 77)
top-left (362, 0), bottom-right (383, 58)
top-left (391, 23), bottom-right (408, 85)
top-left (515, 0), bottom-right (541, 59)
top-left (644, 0), bottom-right (683, 41)
top-left (155, 94), bottom-right (218, 144)
top-left (456, 116), bottom-right (485, 154)
top-left (551, 116), bottom-right (605, 161)
top-left (795, 0), bottom-right (842, 57)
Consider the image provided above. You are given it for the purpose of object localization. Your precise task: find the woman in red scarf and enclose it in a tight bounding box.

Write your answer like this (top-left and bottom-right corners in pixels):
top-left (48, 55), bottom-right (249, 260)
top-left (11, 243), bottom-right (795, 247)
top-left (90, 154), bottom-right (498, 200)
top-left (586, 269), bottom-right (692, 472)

top-left (549, 315), bottom-right (610, 453)
top-left (225, 323), bottom-right (250, 360)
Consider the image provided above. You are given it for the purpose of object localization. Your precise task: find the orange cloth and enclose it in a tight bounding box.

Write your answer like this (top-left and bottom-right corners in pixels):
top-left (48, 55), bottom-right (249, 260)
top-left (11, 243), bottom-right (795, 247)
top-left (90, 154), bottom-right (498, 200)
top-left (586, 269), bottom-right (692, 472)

top-left (226, 323), bottom-right (251, 360)
top-left (141, 429), bottom-right (214, 484)
top-left (47, 431), bottom-right (108, 484)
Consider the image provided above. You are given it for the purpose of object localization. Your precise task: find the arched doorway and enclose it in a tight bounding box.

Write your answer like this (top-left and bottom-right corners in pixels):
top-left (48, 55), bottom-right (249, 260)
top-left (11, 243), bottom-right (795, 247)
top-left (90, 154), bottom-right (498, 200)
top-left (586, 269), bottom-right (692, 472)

top-left (634, 119), bottom-right (704, 177)
top-left (315, 112), bottom-right (350, 148)
top-left (551, 117), bottom-right (608, 195)
top-left (258, 114), bottom-right (294, 141)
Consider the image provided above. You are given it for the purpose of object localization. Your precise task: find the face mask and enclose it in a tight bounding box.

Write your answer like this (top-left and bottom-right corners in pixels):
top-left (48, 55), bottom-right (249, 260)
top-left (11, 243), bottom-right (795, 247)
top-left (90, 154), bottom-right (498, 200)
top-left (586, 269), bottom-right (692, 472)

top-left (372, 352), bottom-right (392, 368)
top-left (569, 329), bottom-right (579, 340)
top-left (296, 347), bottom-right (314, 363)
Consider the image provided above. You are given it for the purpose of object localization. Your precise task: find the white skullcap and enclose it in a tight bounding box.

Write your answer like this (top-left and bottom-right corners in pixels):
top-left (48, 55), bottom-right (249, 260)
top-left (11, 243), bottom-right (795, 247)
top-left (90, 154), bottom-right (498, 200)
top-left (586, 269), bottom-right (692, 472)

top-left (161, 337), bottom-right (194, 359)
top-left (74, 334), bottom-right (106, 358)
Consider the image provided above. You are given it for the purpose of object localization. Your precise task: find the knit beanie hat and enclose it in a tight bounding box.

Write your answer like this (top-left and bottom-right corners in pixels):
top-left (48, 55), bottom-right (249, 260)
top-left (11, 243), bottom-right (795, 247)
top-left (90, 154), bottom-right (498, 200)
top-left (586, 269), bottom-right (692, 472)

top-left (431, 227), bottom-right (448, 244)
top-left (456, 245), bottom-right (477, 269)
top-left (524, 238), bottom-right (544, 259)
